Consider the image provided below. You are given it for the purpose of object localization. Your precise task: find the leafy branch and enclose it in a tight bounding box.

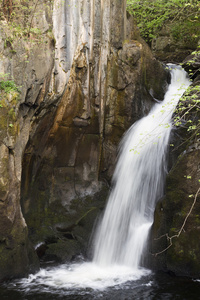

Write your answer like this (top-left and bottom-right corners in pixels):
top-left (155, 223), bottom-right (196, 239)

top-left (127, 0), bottom-right (200, 45)
top-left (172, 84), bottom-right (200, 145)
top-left (0, 79), bottom-right (19, 93)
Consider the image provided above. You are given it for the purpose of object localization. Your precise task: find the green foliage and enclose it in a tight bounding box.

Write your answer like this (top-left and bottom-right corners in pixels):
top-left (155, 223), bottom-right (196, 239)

top-left (0, 0), bottom-right (53, 45)
top-left (0, 72), bottom-right (19, 94)
top-left (127, 0), bottom-right (200, 45)
top-left (177, 48), bottom-right (200, 139)
top-left (173, 81), bottom-right (200, 141)
top-left (184, 48), bottom-right (200, 68)
top-left (0, 79), bottom-right (19, 94)
top-left (0, 73), bottom-right (20, 111)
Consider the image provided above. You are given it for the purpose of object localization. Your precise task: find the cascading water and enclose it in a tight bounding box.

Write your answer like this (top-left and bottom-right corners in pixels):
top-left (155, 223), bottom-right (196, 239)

top-left (92, 64), bottom-right (191, 269)
top-left (5, 65), bottom-right (191, 295)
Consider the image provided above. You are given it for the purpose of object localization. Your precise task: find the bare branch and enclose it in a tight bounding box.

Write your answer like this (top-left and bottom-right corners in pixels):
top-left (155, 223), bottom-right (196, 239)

top-left (153, 187), bottom-right (200, 256)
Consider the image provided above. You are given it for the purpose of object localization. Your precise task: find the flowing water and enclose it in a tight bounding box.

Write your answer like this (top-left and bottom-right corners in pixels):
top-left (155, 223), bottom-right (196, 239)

top-left (92, 64), bottom-right (191, 267)
top-left (1, 65), bottom-right (199, 299)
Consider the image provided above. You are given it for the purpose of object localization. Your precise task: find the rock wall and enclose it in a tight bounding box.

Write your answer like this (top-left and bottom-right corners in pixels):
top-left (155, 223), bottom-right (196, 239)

top-left (151, 54), bottom-right (200, 277)
top-left (0, 0), bottom-right (169, 280)
top-left (20, 2), bottom-right (169, 264)
top-left (0, 0), bottom-right (54, 280)
top-left (151, 23), bottom-right (199, 63)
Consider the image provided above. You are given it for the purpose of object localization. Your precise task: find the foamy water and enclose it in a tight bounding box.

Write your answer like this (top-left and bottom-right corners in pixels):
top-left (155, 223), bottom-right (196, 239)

top-left (13, 263), bottom-right (151, 292)
top-left (93, 64), bottom-right (191, 268)
top-left (10, 65), bottom-right (191, 293)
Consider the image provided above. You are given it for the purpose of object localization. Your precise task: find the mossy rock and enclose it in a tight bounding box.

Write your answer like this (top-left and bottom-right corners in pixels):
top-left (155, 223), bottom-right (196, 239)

top-left (44, 239), bottom-right (81, 263)
top-left (22, 181), bottom-right (108, 264)
top-left (0, 222), bottom-right (39, 281)
top-left (151, 148), bottom-right (200, 277)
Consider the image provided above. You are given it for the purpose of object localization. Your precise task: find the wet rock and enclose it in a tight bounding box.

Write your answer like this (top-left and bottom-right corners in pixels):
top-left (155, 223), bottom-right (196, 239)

top-left (151, 52), bottom-right (200, 277)
top-left (151, 148), bottom-right (200, 277)
top-left (35, 243), bottom-right (48, 259)
top-left (0, 0), bottom-right (170, 280)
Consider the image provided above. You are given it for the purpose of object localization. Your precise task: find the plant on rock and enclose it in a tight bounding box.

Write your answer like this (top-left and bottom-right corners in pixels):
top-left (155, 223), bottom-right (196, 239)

top-left (127, 0), bottom-right (200, 46)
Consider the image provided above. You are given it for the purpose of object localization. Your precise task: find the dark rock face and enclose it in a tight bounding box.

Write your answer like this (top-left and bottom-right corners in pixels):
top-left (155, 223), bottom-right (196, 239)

top-left (20, 37), bottom-right (170, 265)
top-left (151, 53), bottom-right (200, 277)
top-left (19, 9), bottom-right (170, 266)
top-left (151, 25), bottom-right (198, 63)
top-left (0, 4), bottom-right (54, 279)
top-left (151, 149), bottom-right (200, 277)
top-left (0, 0), bottom-right (170, 279)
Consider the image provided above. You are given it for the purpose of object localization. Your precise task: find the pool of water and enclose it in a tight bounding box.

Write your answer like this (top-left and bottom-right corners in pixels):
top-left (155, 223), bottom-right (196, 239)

top-left (1, 263), bottom-right (200, 300)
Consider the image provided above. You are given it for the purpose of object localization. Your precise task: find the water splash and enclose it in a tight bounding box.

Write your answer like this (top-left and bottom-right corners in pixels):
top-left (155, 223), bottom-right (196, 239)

top-left (7, 66), bottom-right (191, 293)
top-left (92, 65), bottom-right (191, 268)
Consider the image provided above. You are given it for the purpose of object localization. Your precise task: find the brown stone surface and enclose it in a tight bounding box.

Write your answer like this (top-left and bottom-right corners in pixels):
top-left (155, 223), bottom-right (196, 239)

top-left (0, 0), bottom-right (170, 280)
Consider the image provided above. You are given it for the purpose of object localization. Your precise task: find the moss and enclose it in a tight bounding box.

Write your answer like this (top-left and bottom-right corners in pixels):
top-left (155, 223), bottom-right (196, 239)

top-left (167, 228), bottom-right (200, 276)
top-left (8, 122), bottom-right (18, 137)
top-left (0, 112), bottom-right (7, 129)
top-left (24, 197), bottom-right (68, 244)
top-left (152, 147), bottom-right (200, 277)
top-left (0, 91), bottom-right (19, 140)
top-left (0, 220), bottom-right (39, 281)
top-left (47, 29), bottom-right (56, 45)
top-left (21, 160), bottom-right (108, 260)
top-left (0, 156), bottom-right (9, 199)
top-left (110, 60), bottom-right (119, 87)
top-left (45, 239), bottom-right (80, 262)
top-left (8, 108), bottom-right (15, 119)
top-left (0, 80), bottom-right (19, 94)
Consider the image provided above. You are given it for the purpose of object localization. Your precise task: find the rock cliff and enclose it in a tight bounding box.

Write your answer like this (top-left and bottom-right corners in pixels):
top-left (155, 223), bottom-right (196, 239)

top-left (151, 53), bottom-right (200, 277)
top-left (0, 0), bottom-right (169, 280)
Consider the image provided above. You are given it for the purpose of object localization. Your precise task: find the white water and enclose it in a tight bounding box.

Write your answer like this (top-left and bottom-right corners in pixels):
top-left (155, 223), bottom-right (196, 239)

top-left (93, 64), bottom-right (191, 267)
top-left (15, 262), bottom-right (150, 292)
top-left (13, 65), bottom-right (190, 292)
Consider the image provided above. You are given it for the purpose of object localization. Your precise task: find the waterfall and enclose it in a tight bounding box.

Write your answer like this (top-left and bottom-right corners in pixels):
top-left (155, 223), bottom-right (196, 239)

top-left (12, 65), bottom-right (191, 292)
top-left (93, 65), bottom-right (191, 268)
